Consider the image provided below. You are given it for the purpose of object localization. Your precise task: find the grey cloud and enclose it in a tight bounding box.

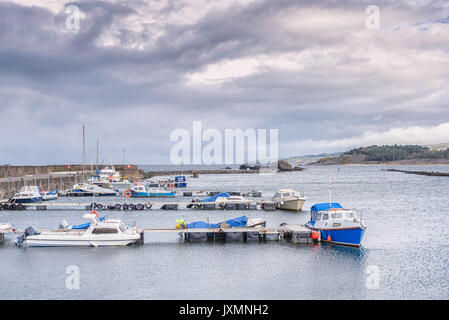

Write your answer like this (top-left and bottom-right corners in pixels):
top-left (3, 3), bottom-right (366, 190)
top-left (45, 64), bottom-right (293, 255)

top-left (0, 0), bottom-right (448, 163)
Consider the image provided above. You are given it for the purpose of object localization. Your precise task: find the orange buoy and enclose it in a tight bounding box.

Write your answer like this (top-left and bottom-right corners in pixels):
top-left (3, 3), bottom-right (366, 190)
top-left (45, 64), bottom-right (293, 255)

top-left (311, 231), bottom-right (319, 240)
top-left (124, 190), bottom-right (132, 198)
top-left (327, 234), bottom-right (331, 242)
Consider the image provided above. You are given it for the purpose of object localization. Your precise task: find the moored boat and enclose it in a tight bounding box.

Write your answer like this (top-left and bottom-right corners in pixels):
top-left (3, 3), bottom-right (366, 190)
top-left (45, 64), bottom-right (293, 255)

top-left (273, 189), bottom-right (307, 211)
top-left (305, 202), bottom-right (366, 247)
top-left (15, 213), bottom-right (142, 247)
top-left (10, 186), bottom-right (43, 203)
top-left (128, 184), bottom-right (175, 197)
top-left (69, 183), bottom-right (119, 196)
top-left (42, 190), bottom-right (58, 201)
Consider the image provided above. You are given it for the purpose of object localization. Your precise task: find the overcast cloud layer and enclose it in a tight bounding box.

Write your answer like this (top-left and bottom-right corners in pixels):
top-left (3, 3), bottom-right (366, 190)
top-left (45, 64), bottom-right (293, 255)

top-left (1, 0), bottom-right (449, 164)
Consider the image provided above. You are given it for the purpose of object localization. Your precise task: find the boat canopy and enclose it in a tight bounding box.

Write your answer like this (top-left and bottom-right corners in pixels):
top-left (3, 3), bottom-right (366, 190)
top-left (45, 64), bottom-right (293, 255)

top-left (310, 202), bottom-right (343, 213)
top-left (309, 203), bottom-right (343, 226)
top-left (70, 216), bottom-right (106, 230)
top-left (186, 216), bottom-right (248, 229)
top-left (200, 192), bottom-right (230, 203)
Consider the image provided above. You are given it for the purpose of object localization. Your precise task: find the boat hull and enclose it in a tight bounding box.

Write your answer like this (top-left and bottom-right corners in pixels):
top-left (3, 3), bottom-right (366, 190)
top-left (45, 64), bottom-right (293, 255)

top-left (11, 197), bottom-right (43, 204)
top-left (130, 191), bottom-right (175, 197)
top-left (309, 226), bottom-right (365, 247)
top-left (24, 234), bottom-right (141, 247)
top-left (275, 199), bottom-right (306, 211)
top-left (69, 191), bottom-right (118, 197)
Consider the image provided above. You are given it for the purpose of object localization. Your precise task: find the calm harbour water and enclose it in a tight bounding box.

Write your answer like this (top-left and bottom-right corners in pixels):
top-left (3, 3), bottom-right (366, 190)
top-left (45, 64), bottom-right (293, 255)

top-left (1, 165), bottom-right (448, 299)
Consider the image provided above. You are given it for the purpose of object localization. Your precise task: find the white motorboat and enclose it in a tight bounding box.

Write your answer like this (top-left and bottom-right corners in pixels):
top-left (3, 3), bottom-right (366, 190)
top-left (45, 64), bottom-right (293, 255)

top-left (42, 190), bottom-right (58, 201)
top-left (69, 183), bottom-right (119, 196)
top-left (16, 213), bottom-right (142, 247)
top-left (10, 186), bottom-right (43, 203)
top-left (273, 189), bottom-right (307, 211)
top-left (88, 165), bottom-right (131, 190)
top-left (214, 195), bottom-right (257, 209)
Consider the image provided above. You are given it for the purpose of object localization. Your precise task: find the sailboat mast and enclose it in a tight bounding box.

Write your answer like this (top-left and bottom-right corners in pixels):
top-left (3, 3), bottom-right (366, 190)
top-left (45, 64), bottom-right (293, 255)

top-left (328, 177), bottom-right (332, 205)
top-left (96, 139), bottom-right (99, 172)
top-left (82, 125), bottom-right (86, 181)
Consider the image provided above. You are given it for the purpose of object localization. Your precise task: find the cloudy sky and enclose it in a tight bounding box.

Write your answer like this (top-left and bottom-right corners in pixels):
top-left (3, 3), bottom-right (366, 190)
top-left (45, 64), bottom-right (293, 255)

top-left (0, 0), bottom-right (448, 164)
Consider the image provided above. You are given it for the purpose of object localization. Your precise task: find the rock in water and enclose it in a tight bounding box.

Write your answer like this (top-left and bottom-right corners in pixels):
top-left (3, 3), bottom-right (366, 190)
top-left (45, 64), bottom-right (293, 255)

top-left (278, 160), bottom-right (293, 171)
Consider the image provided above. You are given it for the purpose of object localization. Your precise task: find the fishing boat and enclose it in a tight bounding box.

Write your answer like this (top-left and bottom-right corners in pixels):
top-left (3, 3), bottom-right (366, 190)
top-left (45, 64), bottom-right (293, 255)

top-left (128, 184), bottom-right (175, 197)
top-left (69, 183), bottom-right (119, 196)
top-left (273, 189), bottom-right (307, 211)
top-left (15, 213), bottom-right (142, 247)
top-left (10, 186), bottom-right (43, 203)
top-left (42, 190), bottom-right (58, 201)
top-left (305, 202), bottom-right (366, 247)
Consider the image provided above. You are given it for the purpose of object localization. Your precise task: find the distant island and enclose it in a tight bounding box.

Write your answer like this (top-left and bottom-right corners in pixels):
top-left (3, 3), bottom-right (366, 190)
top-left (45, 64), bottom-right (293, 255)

top-left (311, 144), bottom-right (449, 165)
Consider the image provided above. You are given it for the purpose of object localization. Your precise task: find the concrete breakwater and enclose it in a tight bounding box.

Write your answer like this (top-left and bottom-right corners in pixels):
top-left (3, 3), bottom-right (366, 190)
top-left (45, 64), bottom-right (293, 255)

top-left (143, 169), bottom-right (263, 179)
top-left (384, 168), bottom-right (449, 177)
top-left (0, 165), bottom-right (141, 199)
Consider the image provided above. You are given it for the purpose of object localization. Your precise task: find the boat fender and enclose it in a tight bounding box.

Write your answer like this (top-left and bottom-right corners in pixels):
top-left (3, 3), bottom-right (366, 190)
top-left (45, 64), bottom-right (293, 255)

top-left (10, 203), bottom-right (16, 210)
top-left (115, 204), bottom-right (121, 210)
top-left (136, 204), bottom-right (144, 210)
top-left (311, 231), bottom-right (320, 240)
top-left (122, 204), bottom-right (129, 210)
top-left (145, 203), bottom-right (152, 209)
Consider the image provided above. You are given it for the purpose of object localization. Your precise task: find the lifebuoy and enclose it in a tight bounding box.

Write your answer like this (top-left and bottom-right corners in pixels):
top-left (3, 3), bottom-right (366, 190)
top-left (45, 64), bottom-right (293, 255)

top-left (169, 183), bottom-right (175, 189)
top-left (124, 190), bottom-right (132, 198)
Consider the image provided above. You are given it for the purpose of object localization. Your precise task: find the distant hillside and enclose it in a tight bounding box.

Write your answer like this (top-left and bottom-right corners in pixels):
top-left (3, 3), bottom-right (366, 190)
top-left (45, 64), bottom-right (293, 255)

top-left (285, 152), bottom-right (343, 165)
top-left (313, 145), bottom-right (449, 165)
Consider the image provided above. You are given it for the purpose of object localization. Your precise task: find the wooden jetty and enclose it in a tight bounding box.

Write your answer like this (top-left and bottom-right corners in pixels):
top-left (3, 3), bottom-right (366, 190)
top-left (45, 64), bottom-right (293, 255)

top-left (1, 224), bottom-right (316, 245)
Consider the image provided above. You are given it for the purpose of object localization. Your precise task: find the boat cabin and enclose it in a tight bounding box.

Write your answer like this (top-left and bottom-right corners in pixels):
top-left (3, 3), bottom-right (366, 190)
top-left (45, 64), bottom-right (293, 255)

top-left (309, 203), bottom-right (359, 227)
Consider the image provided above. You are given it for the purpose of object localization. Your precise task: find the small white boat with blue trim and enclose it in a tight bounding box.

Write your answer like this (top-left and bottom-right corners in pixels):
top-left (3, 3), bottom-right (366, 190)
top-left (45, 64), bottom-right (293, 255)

top-left (15, 213), bottom-right (142, 247)
top-left (128, 184), bottom-right (175, 197)
top-left (305, 202), bottom-right (366, 247)
top-left (10, 186), bottom-right (43, 203)
top-left (69, 183), bottom-right (119, 196)
top-left (42, 190), bottom-right (58, 201)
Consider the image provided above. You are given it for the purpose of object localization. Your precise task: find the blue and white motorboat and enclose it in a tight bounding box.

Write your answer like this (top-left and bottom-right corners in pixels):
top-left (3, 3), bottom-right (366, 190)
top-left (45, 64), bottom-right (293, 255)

top-left (10, 186), bottom-right (43, 203)
top-left (305, 202), bottom-right (366, 247)
top-left (42, 190), bottom-right (58, 201)
top-left (128, 184), bottom-right (175, 197)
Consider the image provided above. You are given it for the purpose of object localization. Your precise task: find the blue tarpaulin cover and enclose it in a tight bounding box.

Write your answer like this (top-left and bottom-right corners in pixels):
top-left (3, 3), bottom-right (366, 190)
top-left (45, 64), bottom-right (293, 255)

top-left (187, 216), bottom-right (248, 229)
top-left (310, 203), bottom-right (343, 213)
top-left (70, 216), bottom-right (106, 230)
top-left (200, 192), bottom-right (230, 203)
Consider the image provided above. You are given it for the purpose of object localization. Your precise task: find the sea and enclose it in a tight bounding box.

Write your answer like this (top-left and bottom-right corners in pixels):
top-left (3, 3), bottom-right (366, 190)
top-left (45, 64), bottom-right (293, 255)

top-left (0, 164), bottom-right (448, 299)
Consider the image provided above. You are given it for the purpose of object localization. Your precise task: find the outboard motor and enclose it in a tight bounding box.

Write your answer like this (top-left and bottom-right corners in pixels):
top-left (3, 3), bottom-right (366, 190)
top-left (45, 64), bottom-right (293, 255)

top-left (15, 226), bottom-right (37, 247)
top-left (59, 220), bottom-right (69, 230)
